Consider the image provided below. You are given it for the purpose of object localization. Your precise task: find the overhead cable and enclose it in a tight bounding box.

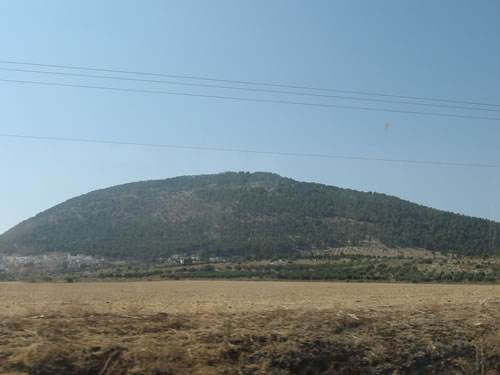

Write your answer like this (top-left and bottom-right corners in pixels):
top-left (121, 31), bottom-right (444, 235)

top-left (2, 78), bottom-right (500, 121)
top-left (0, 66), bottom-right (497, 113)
top-left (1, 133), bottom-right (499, 168)
top-left (1, 59), bottom-right (498, 107)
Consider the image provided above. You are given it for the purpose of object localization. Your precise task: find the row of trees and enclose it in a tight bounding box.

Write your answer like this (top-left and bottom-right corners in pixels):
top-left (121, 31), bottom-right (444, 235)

top-left (96, 261), bottom-right (500, 283)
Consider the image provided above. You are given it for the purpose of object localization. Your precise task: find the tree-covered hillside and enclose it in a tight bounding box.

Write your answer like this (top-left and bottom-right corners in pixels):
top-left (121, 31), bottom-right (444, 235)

top-left (0, 172), bottom-right (498, 258)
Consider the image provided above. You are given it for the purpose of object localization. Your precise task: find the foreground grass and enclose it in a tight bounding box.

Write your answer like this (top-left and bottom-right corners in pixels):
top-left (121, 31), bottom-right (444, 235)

top-left (0, 281), bottom-right (499, 374)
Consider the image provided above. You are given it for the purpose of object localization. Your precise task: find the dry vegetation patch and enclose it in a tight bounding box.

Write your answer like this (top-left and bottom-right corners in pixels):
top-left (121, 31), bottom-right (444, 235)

top-left (0, 281), bottom-right (499, 374)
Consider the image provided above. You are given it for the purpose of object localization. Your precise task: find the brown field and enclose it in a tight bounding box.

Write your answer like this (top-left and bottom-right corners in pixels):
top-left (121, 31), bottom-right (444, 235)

top-left (1, 281), bottom-right (499, 374)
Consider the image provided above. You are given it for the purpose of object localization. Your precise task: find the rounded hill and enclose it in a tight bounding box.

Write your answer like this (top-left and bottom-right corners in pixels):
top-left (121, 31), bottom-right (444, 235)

top-left (0, 172), bottom-right (498, 258)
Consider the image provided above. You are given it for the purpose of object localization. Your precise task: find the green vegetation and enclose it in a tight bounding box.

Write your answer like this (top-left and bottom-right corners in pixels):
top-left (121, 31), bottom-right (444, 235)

top-left (2, 252), bottom-right (499, 283)
top-left (0, 172), bottom-right (499, 259)
top-left (91, 256), bottom-right (500, 283)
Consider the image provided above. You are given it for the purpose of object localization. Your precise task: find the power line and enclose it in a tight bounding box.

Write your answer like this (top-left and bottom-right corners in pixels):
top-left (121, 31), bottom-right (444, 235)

top-left (1, 59), bottom-right (498, 108)
top-left (1, 66), bottom-right (498, 113)
top-left (2, 78), bottom-right (500, 121)
top-left (1, 133), bottom-right (499, 168)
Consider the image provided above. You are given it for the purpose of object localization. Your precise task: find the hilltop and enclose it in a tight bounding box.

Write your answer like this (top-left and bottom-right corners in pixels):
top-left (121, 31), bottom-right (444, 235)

top-left (0, 172), bottom-right (498, 259)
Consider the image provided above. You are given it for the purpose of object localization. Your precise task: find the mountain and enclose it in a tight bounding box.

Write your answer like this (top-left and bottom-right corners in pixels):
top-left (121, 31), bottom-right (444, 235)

top-left (0, 172), bottom-right (499, 259)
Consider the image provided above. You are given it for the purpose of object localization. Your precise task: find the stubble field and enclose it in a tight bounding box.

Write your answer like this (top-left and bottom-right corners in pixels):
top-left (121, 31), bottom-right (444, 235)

top-left (1, 281), bottom-right (499, 374)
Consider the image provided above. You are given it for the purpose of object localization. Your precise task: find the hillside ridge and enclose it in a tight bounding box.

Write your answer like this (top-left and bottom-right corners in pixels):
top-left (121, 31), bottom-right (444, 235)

top-left (1, 172), bottom-right (498, 258)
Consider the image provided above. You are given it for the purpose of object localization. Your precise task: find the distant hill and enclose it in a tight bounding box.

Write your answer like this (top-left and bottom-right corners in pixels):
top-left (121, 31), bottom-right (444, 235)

top-left (0, 172), bottom-right (499, 259)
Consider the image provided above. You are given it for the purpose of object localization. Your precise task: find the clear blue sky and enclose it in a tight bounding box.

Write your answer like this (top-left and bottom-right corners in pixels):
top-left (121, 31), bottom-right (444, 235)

top-left (1, 0), bottom-right (499, 234)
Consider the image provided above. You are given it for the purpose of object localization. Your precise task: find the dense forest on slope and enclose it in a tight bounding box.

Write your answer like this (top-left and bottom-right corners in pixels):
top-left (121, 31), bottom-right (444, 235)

top-left (0, 172), bottom-right (499, 259)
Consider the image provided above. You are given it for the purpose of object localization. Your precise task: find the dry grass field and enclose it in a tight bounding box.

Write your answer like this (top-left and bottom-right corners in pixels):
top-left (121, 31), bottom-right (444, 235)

top-left (1, 281), bottom-right (499, 374)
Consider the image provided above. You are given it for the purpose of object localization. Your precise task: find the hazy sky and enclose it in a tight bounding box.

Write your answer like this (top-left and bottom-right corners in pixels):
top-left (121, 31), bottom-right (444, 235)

top-left (1, 0), bottom-right (499, 234)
